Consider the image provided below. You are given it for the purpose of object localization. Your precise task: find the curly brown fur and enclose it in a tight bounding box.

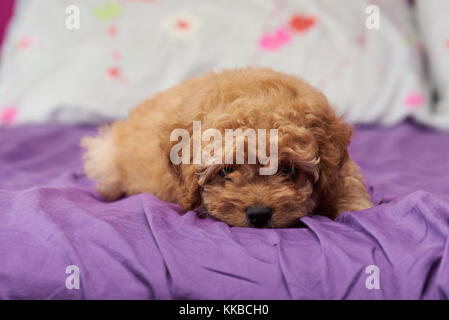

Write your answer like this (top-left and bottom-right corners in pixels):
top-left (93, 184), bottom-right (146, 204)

top-left (81, 68), bottom-right (373, 228)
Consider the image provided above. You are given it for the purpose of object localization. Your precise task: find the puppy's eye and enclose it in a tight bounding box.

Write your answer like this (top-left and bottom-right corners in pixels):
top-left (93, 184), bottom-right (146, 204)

top-left (281, 165), bottom-right (298, 181)
top-left (218, 167), bottom-right (233, 179)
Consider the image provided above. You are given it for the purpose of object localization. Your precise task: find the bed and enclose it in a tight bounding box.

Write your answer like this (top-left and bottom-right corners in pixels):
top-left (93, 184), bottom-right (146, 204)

top-left (1, 0), bottom-right (449, 300)
top-left (1, 121), bottom-right (448, 299)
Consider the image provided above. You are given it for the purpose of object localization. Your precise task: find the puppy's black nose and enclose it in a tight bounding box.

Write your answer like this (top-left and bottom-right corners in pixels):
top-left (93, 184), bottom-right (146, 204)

top-left (246, 206), bottom-right (273, 228)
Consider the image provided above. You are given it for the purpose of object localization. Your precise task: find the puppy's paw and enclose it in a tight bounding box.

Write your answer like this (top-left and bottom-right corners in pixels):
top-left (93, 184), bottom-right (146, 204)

top-left (81, 126), bottom-right (123, 201)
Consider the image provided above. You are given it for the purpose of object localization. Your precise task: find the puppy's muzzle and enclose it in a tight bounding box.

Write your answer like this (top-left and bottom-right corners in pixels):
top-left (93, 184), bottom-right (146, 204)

top-left (246, 206), bottom-right (273, 228)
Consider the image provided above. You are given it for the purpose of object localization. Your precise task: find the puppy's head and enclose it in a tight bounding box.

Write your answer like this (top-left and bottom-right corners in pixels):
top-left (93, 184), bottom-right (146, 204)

top-left (161, 68), bottom-right (352, 228)
top-left (196, 160), bottom-right (317, 228)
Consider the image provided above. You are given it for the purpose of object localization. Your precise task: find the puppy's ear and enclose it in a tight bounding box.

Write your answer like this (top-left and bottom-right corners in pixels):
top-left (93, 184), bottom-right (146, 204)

top-left (171, 164), bottom-right (202, 211)
top-left (158, 122), bottom-right (202, 211)
top-left (305, 100), bottom-right (352, 196)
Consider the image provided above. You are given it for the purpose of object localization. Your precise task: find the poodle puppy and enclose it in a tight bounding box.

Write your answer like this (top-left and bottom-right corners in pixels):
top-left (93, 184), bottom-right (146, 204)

top-left (81, 68), bottom-right (373, 228)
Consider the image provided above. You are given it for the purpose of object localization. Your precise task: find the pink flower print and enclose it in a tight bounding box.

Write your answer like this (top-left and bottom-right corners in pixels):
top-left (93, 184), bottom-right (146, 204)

top-left (404, 92), bottom-right (425, 109)
top-left (353, 34), bottom-right (366, 47)
top-left (1, 107), bottom-right (18, 126)
top-left (108, 25), bottom-right (118, 37)
top-left (18, 36), bottom-right (32, 50)
top-left (112, 51), bottom-right (121, 61)
top-left (259, 28), bottom-right (292, 51)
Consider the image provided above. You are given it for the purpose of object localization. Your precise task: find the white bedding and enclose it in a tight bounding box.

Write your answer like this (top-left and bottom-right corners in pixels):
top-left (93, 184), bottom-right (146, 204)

top-left (0, 0), bottom-right (429, 126)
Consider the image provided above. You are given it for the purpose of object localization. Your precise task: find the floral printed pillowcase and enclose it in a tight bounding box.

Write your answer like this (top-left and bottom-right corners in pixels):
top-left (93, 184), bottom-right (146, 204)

top-left (0, 0), bottom-right (428, 126)
top-left (414, 0), bottom-right (449, 130)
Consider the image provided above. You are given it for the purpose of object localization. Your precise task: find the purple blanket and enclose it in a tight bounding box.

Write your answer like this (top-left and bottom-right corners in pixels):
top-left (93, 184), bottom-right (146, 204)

top-left (1, 121), bottom-right (449, 299)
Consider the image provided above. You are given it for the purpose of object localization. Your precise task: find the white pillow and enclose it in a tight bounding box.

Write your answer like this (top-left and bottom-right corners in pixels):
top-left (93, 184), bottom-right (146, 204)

top-left (0, 0), bottom-right (428, 126)
top-left (414, 0), bottom-right (449, 129)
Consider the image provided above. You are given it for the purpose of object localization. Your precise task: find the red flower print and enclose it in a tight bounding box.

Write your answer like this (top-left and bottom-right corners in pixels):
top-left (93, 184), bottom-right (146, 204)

top-left (175, 20), bottom-right (190, 30)
top-left (106, 66), bottom-right (127, 84)
top-left (163, 12), bottom-right (201, 39)
top-left (289, 14), bottom-right (316, 33)
top-left (107, 67), bottom-right (121, 78)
